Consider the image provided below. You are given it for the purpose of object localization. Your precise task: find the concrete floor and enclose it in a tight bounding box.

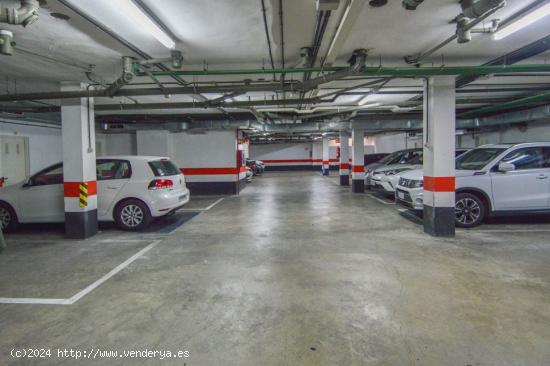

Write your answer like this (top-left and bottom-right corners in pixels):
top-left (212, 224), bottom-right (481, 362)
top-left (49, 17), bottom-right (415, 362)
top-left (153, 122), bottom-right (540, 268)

top-left (1, 171), bottom-right (550, 365)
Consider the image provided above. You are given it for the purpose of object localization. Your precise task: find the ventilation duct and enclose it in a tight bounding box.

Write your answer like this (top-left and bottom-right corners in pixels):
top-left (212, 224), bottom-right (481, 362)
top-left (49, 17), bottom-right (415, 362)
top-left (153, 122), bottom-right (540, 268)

top-left (0, 0), bottom-right (40, 27)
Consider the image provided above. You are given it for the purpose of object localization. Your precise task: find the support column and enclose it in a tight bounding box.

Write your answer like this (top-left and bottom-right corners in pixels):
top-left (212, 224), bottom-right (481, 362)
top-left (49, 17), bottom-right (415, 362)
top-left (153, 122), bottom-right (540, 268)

top-left (322, 136), bottom-right (330, 176)
top-left (339, 131), bottom-right (350, 186)
top-left (351, 129), bottom-right (365, 193)
top-left (423, 76), bottom-right (456, 237)
top-left (61, 82), bottom-right (98, 239)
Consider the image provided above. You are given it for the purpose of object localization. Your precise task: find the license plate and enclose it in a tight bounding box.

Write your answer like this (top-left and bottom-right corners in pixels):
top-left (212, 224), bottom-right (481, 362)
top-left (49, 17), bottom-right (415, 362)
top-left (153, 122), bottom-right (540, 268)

top-left (178, 194), bottom-right (187, 202)
top-left (397, 192), bottom-right (405, 199)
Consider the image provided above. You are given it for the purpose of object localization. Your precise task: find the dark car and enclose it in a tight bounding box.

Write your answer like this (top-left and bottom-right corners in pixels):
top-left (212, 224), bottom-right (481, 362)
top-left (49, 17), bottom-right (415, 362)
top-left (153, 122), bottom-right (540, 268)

top-left (364, 153), bottom-right (389, 166)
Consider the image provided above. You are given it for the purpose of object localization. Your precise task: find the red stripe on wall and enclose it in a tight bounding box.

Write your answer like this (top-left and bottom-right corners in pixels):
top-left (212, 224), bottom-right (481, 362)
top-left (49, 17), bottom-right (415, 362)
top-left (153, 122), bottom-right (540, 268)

top-left (239, 166), bottom-right (247, 173)
top-left (340, 163), bottom-right (351, 170)
top-left (263, 159), bottom-right (313, 163)
top-left (181, 168), bottom-right (240, 175)
top-left (64, 181), bottom-right (97, 197)
top-left (424, 176), bottom-right (455, 192)
top-left (352, 165), bottom-right (364, 173)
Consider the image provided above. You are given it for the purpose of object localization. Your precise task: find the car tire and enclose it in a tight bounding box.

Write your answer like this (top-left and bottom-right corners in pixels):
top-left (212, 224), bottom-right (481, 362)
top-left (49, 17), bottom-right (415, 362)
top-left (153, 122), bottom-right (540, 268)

top-left (455, 193), bottom-right (486, 228)
top-left (0, 201), bottom-right (18, 232)
top-left (114, 199), bottom-right (152, 231)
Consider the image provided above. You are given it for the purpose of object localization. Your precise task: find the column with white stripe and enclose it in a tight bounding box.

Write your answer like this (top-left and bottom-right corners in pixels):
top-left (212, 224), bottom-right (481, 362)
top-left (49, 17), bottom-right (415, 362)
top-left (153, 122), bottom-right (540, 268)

top-left (339, 131), bottom-right (350, 186)
top-left (423, 76), bottom-right (456, 237)
top-left (61, 82), bottom-right (98, 239)
top-left (351, 128), bottom-right (365, 193)
top-left (322, 136), bottom-right (330, 176)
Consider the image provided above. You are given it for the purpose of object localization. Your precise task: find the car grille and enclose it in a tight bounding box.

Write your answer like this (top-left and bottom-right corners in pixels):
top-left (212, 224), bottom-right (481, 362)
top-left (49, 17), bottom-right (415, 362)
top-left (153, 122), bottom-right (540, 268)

top-left (396, 189), bottom-right (414, 208)
top-left (398, 177), bottom-right (420, 188)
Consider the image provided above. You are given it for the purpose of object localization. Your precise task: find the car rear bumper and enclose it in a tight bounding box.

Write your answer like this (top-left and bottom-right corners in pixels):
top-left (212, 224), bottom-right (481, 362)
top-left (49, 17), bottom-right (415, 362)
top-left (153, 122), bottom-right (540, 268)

top-left (150, 188), bottom-right (190, 217)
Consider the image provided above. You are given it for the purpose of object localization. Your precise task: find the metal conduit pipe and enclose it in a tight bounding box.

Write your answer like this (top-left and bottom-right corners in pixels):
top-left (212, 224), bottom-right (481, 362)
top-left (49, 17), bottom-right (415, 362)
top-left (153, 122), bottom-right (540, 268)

top-left (460, 92), bottom-right (550, 118)
top-left (1, 65), bottom-right (550, 102)
top-left (0, 0), bottom-right (39, 26)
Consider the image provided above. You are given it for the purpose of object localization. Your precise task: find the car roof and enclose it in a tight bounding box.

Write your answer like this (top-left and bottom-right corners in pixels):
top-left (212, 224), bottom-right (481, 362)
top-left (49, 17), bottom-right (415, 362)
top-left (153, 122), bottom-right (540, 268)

top-left (98, 155), bottom-right (171, 161)
top-left (477, 142), bottom-right (550, 149)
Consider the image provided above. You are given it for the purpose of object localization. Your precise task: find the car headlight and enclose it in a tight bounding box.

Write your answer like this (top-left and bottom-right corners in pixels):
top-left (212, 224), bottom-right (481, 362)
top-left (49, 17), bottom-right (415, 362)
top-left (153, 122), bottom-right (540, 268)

top-left (412, 180), bottom-right (423, 188)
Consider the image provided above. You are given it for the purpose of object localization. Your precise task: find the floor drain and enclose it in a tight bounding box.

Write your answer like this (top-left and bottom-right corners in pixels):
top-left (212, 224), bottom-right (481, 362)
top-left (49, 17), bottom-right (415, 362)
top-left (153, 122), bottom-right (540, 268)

top-left (310, 347), bottom-right (317, 351)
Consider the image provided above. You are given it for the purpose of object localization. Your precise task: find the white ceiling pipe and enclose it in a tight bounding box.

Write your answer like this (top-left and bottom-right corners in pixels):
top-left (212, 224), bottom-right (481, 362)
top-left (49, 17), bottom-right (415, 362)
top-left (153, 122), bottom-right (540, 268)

top-left (0, 0), bottom-right (39, 27)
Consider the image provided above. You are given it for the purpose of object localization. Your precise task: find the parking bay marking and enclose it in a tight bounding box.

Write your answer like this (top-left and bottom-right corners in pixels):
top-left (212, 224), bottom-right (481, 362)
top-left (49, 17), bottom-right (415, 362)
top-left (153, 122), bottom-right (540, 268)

top-left (0, 239), bottom-right (161, 306)
top-left (179, 197), bottom-right (224, 212)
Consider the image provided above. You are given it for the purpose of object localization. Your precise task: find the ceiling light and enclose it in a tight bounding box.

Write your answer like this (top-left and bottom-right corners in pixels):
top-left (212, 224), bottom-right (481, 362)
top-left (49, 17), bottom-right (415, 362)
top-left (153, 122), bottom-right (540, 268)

top-left (360, 103), bottom-right (382, 109)
top-left (119, 0), bottom-right (175, 49)
top-left (357, 94), bottom-right (375, 106)
top-left (493, 3), bottom-right (550, 41)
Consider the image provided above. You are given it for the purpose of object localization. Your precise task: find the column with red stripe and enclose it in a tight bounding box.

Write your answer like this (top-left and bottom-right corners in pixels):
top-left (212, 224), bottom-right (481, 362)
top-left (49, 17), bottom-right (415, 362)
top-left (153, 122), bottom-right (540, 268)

top-left (422, 76), bottom-right (456, 237)
top-left (61, 82), bottom-right (98, 239)
top-left (351, 128), bottom-right (365, 193)
top-left (322, 136), bottom-right (330, 176)
top-left (339, 131), bottom-right (350, 186)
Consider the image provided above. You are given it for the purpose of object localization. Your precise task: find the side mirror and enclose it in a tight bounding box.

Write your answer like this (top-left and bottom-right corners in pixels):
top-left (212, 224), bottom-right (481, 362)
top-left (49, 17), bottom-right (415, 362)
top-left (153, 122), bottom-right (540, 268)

top-left (22, 178), bottom-right (33, 188)
top-left (498, 162), bottom-right (516, 172)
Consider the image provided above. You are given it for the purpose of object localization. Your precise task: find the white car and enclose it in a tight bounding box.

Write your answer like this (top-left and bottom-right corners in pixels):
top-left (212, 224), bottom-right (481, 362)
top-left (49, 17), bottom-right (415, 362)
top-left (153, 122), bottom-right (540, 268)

top-left (369, 163), bottom-right (422, 195)
top-left (396, 143), bottom-right (550, 227)
top-left (0, 156), bottom-right (190, 231)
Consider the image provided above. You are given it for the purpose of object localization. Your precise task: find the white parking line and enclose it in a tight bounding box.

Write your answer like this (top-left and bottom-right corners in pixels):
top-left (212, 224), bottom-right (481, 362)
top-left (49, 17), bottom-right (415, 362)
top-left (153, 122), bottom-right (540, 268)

top-left (179, 197), bottom-right (224, 212)
top-left (0, 240), bottom-right (161, 306)
top-left (368, 194), bottom-right (395, 205)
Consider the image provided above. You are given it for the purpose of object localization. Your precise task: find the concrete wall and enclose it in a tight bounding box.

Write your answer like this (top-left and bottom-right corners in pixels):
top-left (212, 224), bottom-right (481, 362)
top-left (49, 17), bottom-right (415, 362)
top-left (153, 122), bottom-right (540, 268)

top-left (0, 121), bottom-right (62, 174)
top-left (96, 133), bottom-right (137, 156)
top-left (135, 129), bottom-right (242, 195)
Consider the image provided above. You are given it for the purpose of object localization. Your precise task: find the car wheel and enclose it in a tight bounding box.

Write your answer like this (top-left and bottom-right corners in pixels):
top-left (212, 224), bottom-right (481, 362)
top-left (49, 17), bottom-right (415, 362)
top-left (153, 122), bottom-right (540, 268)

top-left (114, 199), bottom-right (152, 231)
top-left (0, 202), bottom-right (18, 232)
top-left (455, 193), bottom-right (485, 228)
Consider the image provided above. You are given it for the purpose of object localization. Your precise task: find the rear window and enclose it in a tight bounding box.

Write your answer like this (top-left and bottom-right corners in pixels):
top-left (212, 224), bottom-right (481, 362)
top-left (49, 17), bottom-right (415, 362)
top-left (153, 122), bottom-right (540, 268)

top-left (148, 160), bottom-right (180, 177)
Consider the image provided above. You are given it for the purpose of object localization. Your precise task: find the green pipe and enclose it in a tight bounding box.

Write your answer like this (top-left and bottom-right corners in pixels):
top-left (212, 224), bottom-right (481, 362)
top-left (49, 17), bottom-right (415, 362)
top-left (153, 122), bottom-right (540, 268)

top-left (133, 64), bottom-right (550, 77)
top-left (460, 92), bottom-right (550, 118)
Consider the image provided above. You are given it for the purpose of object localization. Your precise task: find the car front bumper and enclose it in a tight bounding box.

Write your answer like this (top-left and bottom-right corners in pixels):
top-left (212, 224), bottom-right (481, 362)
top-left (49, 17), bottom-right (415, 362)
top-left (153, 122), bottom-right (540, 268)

top-left (395, 187), bottom-right (423, 211)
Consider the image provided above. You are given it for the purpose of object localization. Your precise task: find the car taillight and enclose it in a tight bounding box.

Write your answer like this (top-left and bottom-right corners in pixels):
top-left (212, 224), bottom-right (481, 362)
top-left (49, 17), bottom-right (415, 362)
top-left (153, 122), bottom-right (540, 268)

top-left (148, 179), bottom-right (173, 190)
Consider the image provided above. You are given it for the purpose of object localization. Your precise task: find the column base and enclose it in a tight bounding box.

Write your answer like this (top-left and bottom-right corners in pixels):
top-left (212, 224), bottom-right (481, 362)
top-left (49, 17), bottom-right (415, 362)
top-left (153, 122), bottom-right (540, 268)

top-left (65, 209), bottom-right (98, 239)
top-left (423, 205), bottom-right (455, 237)
top-left (352, 179), bottom-right (365, 193)
top-left (339, 175), bottom-right (350, 186)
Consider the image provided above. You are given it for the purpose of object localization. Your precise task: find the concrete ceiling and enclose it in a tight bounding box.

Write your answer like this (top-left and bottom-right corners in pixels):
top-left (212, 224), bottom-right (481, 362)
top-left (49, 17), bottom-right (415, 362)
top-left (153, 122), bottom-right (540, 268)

top-left (0, 0), bottom-right (549, 123)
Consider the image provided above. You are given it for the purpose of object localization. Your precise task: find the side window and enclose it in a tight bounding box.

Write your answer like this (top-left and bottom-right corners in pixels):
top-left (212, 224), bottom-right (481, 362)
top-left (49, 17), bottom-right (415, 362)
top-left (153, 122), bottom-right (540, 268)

top-left (543, 148), bottom-right (550, 168)
top-left (501, 147), bottom-right (544, 170)
top-left (96, 160), bottom-right (131, 181)
top-left (32, 164), bottom-right (63, 186)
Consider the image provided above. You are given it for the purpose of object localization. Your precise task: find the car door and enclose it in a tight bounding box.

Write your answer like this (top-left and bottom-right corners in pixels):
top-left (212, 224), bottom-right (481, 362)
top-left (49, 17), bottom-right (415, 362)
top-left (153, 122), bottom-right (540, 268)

top-left (18, 163), bottom-right (65, 222)
top-left (96, 159), bottom-right (131, 218)
top-left (490, 147), bottom-right (550, 210)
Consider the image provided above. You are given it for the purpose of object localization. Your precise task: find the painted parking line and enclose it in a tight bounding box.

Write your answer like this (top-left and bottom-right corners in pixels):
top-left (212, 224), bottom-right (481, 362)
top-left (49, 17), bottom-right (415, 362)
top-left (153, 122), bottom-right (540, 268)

top-left (0, 240), bottom-right (161, 306)
top-left (179, 197), bottom-right (224, 212)
top-left (368, 194), bottom-right (395, 205)
top-left (465, 229), bottom-right (550, 233)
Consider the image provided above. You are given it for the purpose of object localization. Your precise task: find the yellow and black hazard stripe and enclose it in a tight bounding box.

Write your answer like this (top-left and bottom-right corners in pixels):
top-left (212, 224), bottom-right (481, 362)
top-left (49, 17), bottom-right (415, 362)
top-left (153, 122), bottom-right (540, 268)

top-left (79, 182), bottom-right (89, 207)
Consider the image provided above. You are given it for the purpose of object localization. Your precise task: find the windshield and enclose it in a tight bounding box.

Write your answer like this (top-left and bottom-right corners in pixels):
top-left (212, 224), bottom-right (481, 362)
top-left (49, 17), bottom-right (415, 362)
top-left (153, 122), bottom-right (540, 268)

top-left (456, 148), bottom-right (506, 170)
top-left (378, 151), bottom-right (402, 165)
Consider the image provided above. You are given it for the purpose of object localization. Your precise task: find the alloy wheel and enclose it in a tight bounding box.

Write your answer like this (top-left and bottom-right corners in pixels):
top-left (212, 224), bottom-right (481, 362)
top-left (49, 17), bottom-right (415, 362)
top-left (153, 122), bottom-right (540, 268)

top-left (455, 198), bottom-right (481, 226)
top-left (0, 207), bottom-right (11, 230)
top-left (120, 204), bottom-right (144, 228)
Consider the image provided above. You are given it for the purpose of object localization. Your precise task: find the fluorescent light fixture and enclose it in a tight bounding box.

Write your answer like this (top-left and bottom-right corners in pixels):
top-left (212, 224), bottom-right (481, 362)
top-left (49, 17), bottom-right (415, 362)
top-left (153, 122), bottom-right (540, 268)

top-left (119, 0), bottom-right (176, 49)
top-left (357, 94), bottom-right (376, 106)
top-left (493, 3), bottom-right (550, 41)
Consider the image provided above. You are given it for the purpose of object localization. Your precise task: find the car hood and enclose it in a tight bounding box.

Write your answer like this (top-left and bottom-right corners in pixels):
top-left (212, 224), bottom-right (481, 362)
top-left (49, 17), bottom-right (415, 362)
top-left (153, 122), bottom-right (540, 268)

top-left (0, 181), bottom-right (24, 200)
top-left (398, 169), bottom-right (479, 180)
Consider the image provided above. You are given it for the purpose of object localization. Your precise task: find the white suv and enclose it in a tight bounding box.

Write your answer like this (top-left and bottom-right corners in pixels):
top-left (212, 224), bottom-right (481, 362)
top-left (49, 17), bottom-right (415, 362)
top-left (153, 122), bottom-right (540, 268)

top-left (396, 143), bottom-right (550, 228)
top-left (0, 156), bottom-right (190, 231)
